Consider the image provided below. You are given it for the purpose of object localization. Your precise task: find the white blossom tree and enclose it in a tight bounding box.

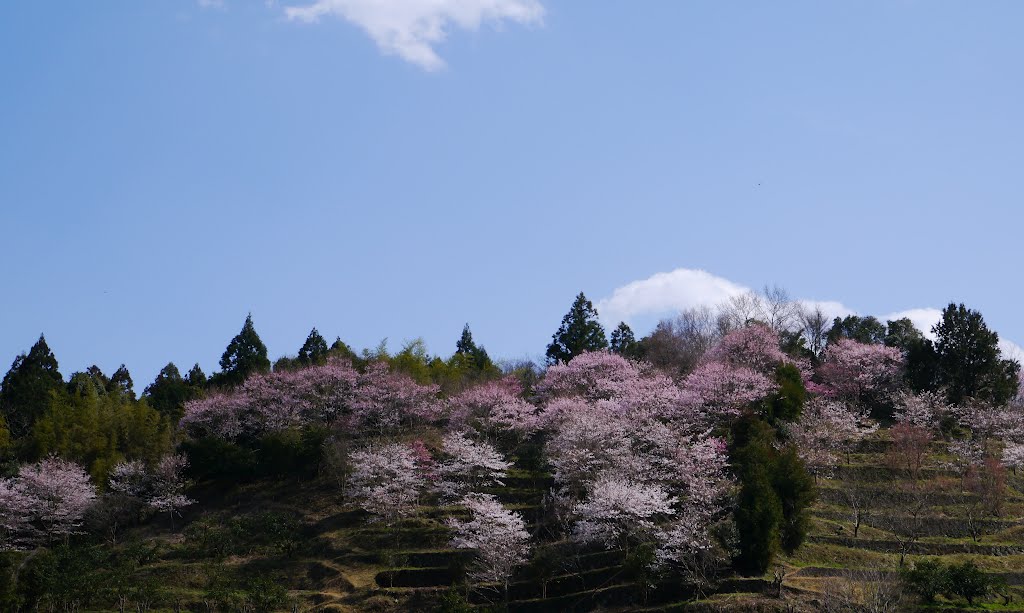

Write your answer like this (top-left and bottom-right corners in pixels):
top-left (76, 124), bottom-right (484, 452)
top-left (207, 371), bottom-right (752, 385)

top-left (447, 493), bottom-right (532, 597)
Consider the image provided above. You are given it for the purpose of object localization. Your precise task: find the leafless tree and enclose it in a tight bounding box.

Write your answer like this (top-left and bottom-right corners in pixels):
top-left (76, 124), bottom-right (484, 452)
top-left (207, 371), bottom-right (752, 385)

top-left (641, 306), bottom-right (723, 377)
top-left (838, 473), bottom-right (880, 539)
top-left (820, 569), bottom-right (907, 613)
top-left (875, 480), bottom-right (938, 566)
top-left (800, 305), bottom-right (832, 358)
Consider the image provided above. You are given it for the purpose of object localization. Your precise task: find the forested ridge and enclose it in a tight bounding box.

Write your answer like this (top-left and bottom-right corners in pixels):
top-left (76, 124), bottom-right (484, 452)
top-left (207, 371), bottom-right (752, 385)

top-left (1, 289), bottom-right (1022, 612)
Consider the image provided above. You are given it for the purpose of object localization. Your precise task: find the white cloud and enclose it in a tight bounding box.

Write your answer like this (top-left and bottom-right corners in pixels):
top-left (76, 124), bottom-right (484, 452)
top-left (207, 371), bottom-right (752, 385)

top-left (882, 308), bottom-right (943, 341)
top-left (198, 0), bottom-right (226, 9)
top-left (596, 269), bottom-right (748, 325)
top-left (284, 0), bottom-right (544, 71)
top-left (597, 267), bottom-right (1022, 359)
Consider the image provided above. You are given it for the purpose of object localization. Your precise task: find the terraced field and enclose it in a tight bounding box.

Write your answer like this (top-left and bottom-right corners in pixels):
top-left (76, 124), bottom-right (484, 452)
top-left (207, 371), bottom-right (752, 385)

top-left (108, 429), bottom-right (1022, 612)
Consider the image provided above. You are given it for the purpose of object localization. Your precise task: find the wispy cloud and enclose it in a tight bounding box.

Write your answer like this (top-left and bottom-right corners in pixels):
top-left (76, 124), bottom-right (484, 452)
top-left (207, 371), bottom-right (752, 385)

top-left (596, 267), bottom-right (1022, 359)
top-left (198, 0), bottom-right (226, 9)
top-left (283, 0), bottom-right (544, 71)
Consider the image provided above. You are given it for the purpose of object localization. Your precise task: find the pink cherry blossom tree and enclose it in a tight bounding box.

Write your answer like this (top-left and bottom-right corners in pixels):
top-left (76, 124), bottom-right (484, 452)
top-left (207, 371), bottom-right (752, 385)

top-left (447, 493), bottom-right (532, 597)
top-left (147, 453), bottom-right (195, 529)
top-left (817, 339), bottom-right (904, 405)
top-left (437, 431), bottom-right (511, 500)
top-left (109, 454), bottom-right (195, 528)
top-left (572, 475), bottom-right (676, 551)
top-left (348, 442), bottom-right (426, 525)
top-left (449, 378), bottom-right (540, 440)
top-left (705, 323), bottom-right (788, 373)
top-left (349, 361), bottom-right (441, 433)
top-left (681, 362), bottom-right (776, 424)
top-left (788, 398), bottom-right (877, 478)
top-left (13, 457), bottom-right (97, 543)
top-left (0, 478), bottom-right (35, 550)
top-left (894, 392), bottom-right (946, 432)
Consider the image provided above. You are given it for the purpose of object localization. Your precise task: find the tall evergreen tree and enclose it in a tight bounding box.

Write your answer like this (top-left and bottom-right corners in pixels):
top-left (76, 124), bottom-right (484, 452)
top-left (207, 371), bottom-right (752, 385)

top-left (107, 364), bottom-right (136, 401)
top-left (185, 363), bottom-right (208, 389)
top-left (455, 324), bottom-right (477, 356)
top-left (545, 293), bottom-right (608, 364)
top-left (0, 335), bottom-right (64, 439)
top-left (931, 303), bottom-right (1020, 405)
top-left (884, 317), bottom-right (925, 352)
top-left (212, 314), bottom-right (270, 387)
top-left (609, 322), bottom-right (639, 358)
top-left (297, 328), bottom-right (330, 366)
top-left (144, 362), bottom-right (203, 422)
top-left (730, 414), bottom-right (815, 574)
top-left (454, 324), bottom-right (493, 372)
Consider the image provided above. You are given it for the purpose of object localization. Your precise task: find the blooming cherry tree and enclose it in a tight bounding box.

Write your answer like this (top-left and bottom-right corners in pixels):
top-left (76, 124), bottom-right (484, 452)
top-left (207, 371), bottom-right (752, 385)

top-left (817, 339), bottom-right (904, 404)
top-left (348, 443), bottom-right (426, 524)
top-left (572, 475), bottom-right (676, 550)
top-left (437, 431), bottom-right (511, 500)
top-left (447, 493), bottom-right (531, 594)
top-left (11, 458), bottom-right (96, 543)
top-left (788, 398), bottom-right (877, 478)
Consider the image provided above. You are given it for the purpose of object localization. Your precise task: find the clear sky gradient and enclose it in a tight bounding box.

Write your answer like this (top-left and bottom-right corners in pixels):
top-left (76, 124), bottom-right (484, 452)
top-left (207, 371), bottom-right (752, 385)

top-left (2, 1), bottom-right (1022, 386)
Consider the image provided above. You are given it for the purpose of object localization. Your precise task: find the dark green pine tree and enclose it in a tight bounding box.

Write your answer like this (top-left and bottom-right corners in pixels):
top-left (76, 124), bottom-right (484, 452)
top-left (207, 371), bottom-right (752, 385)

top-left (455, 324), bottom-right (493, 371)
top-left (729, 414), bottom-right (815, 574)
top-left (0, 334), bottom-right (65, 439)
top-left (144, 362), bottom-right (204, 422)
top-left (185, 363), bottom-right (208, 389)
top-left (931, 303), bottom-right (1020, 405)
top-left (545, 293), bottom-right (608, 364)
top-left (107, 364), bottom-right (136, 401)
top-left (609, 322), bottom-right (639, 358)
top-left (297, 328), bottom-right (330, 366)
top-left (212, 314), bottom-right (271, 387)
top-left (455, 324), bottom-right (477, 355)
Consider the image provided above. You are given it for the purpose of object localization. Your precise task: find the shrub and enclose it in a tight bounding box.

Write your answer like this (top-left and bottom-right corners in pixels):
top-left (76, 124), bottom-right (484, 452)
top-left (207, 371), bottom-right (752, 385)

top-left (901, 558), bottom-right (949, 603)
top-left (947, 561), bottom-right (991, 605)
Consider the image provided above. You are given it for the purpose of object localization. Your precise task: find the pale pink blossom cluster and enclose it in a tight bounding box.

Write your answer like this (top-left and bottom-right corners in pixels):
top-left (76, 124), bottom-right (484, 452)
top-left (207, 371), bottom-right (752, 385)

top-left (180, 359), bottom-right (441, 439)
top-left (347, 442), bottom-right (426, 524)
top-left (447, 493), bottom-right (532, 588)
top-left (110, 454), bottom-right (195, 522)
top-left (787, 398), bottom-right (877, 477)
top-left (448, 377), bottom-right (540, 436)
top-left (817, 339), bottom-right (904, 402)
top-left (536, 352), bottom-right (732, 565)
top-left (436, 431), bottom-right (512, 500)
top-left (0, 457), bottom-right (96, 548)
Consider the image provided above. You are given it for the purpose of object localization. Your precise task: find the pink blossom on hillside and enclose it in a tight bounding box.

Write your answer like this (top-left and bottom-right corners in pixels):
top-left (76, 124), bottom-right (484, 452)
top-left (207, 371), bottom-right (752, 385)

top-left (1003, 442), bottom-right (1024, 472)
top-left (545, 401), bottom-right (634, 492)
top-left (572, 475), bottom-right (675, 549)
top-left (148, 454), bottom-right (195, 523)
top-left (0, 479), bottom-right (35, 550)
top-left (449, 378), bottom-right (540, 435)
top-left (180, 392), bottom-right (249, 439)
top-left (537, 352), bottom-right (684, 420)
top-left (536, 351), bottom-right (642, 401)
top-left (108, 460), bottom-right (149, 498)
top-left (109, 454), bottom-right (195, 525)
top-left (788, 398), bottom-right (877, 477)
top-left (817, 339), bottom-right (904, 401)
top-left (681, 362), bottom-right (776, 421)
top-left (447, 493), bottom-right (531, 589)
top-left (348, 443), bottom-right (425, 524)
top-left (349, 361), bottom-right (441, 432)
top-left (179, 359), bottom-right (360, 439)
top-left (15, 458), bottom-right (97, 541)
top-left (895, 392), bottom-right (946, 431)
top-left (437, 431), bottom-right (511, 499)
top-left (706, 323), bottom-right (787, 373)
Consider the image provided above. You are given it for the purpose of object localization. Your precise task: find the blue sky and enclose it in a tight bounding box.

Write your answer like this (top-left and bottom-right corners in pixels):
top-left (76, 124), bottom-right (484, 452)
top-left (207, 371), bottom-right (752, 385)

top-left (2, 1), bottom-right (1022, 386)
